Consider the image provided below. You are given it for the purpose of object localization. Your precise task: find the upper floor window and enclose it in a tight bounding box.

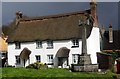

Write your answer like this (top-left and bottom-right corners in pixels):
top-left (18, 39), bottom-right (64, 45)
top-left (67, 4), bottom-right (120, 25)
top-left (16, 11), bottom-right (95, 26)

top-left (47, 40), bottom-right (53, 49)
top-left (35, 55), bottom-right (41, 62)
top-left (72, 39), bottom-right (79, 48)
top-left (36, 41), bottom-right (42, 49)
top-left (15, 55), bottom-right (21, 65)
top-left (15, 42), bottom-right (21, 49)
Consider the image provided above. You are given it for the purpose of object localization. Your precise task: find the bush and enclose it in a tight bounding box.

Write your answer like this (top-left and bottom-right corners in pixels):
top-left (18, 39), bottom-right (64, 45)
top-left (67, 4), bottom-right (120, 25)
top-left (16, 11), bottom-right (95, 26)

top-left (26, 62), bottom-right (48, 69)
top-left (6, 65), bottom-right (15, 68)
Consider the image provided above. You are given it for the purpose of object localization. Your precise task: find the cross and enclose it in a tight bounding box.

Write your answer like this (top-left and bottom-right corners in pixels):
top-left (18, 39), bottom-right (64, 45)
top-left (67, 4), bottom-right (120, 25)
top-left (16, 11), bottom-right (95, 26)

top-left (79, 16), bottom-right (89, 55)
top-left (91, 0), bottom-right (96, 3)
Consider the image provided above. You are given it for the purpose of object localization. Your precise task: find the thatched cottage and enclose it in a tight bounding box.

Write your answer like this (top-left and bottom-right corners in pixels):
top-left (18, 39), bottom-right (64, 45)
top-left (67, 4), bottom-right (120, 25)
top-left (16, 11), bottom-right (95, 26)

top-left (7, 1), bottom-right (101, 68)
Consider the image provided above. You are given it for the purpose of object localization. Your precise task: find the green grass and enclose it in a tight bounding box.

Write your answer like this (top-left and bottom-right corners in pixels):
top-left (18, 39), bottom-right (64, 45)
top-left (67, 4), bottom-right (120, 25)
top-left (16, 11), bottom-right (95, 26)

top-left (1, 67), bottom-right (120, 79)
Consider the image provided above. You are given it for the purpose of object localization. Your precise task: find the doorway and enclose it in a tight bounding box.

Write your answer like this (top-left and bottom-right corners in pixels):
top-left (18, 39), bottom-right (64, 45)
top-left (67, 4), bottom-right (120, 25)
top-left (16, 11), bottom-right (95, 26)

top-left (58, 57), bottom-right (68, 68)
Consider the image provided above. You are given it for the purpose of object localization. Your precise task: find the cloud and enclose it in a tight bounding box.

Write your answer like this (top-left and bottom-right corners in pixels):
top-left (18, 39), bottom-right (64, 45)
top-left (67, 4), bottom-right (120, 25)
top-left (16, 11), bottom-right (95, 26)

top-left (2, 2), bottom-right (118, 29)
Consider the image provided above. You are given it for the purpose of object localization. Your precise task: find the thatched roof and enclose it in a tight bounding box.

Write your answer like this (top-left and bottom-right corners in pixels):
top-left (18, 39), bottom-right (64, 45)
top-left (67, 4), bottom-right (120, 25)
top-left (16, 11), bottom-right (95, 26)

top-left (20, 48), bottom-right (31, 59)
top-left (8, 10), bottom-right (93, 42)
top-left (56, 47), bottom-right (70, 57)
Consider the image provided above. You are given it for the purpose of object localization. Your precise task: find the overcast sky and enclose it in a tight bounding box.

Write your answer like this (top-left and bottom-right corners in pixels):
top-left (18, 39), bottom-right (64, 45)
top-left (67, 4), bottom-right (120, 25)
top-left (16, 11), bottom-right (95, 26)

top-left (2, 2), bottom-right (119, 30)
top-left (2, 0), bottom-right (120, 2)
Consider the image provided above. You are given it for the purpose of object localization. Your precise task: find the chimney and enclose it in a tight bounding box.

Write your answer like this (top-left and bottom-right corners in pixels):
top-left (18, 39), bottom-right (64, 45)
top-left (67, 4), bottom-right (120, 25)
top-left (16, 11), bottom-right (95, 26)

top-left (101, 24), bottom-right (105, 35)
top-left (109, 24), bottom-right (113, 43)
top-left (90, 0), bottom-right (98, 27)
top-left (15, 11), bottom-right (23, 25)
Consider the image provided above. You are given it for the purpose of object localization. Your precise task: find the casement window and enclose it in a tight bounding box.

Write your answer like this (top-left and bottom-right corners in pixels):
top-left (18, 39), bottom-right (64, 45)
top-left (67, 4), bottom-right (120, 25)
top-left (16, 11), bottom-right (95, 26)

top-left (47, 40), bottom-right (53, 49)
top-left (72, 54), bottom-right (79, 64)
top-left (72, 39), bottom-right (79, 47)
top-left (15, 56), bottom-right (21, 65)
top-left (15, 42), bottom-right (21, 49)
top-left (47, 55), bottom-right (53, 64)
top-left (35, 55), bottom-right (41, 62)
top-left (36, 41), bottom-right (42, 49)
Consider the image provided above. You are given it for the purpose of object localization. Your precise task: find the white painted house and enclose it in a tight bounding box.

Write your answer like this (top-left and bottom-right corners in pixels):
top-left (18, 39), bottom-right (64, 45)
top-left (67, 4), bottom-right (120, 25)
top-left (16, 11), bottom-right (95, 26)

top-left (7, 1), bottom-right (101, 68)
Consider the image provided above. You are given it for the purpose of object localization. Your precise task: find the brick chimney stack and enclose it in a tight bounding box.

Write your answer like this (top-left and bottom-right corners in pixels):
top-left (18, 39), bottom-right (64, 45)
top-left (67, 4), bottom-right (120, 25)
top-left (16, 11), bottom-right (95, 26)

top-left (109, 24), bottom-right (113, 43)
top-left (90, 0), bottom-right (98, 27)
top-left (15, 11), bottom-right (23, 25)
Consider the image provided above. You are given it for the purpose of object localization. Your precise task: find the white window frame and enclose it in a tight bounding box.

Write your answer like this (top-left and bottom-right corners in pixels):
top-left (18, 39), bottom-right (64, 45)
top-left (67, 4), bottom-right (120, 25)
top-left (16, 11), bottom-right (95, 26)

top-left (47, 55), bottom-right (53, 64)
top-left (72, 39), bottom-right (79, 47)
top-left (47, 40), bottom-right (53, 49)
top-left (15, 55), bottom-right (21, 65)
top-left (15, 42), bottom-right (21, 49)
top-left (72, 54), bottom-right (79, 64)
top-left (36, 41), bottom-right (42, 49)
top-left (35, 55), bottom-right (41, 62)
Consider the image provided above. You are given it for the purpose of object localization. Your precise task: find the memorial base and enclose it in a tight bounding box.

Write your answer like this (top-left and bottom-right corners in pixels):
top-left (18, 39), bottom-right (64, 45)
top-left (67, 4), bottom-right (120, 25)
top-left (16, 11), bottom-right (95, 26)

top-left (71, 54), bottom-right (98, 72)
top-left (71, 64), bottom-right (98, 72)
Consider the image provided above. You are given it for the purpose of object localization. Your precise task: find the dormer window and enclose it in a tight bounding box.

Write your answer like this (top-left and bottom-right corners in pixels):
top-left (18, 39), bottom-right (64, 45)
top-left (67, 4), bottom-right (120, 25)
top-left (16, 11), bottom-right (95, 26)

top-left (36, 41), bottom-right (42, 49)
top-left (15, 42), bottom-right (21, 49)
top-left (72, 39), bottom-right (79, 48)
top-left (47, 40), bottom-right (53, 49)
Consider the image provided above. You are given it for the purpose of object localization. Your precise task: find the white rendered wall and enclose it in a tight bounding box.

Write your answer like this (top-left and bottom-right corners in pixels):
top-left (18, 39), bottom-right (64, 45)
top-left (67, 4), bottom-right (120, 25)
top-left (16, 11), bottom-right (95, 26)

top-left (8, 27), bottom-right (100, 67)
top-left (87, 27), bottom-right (100, 64)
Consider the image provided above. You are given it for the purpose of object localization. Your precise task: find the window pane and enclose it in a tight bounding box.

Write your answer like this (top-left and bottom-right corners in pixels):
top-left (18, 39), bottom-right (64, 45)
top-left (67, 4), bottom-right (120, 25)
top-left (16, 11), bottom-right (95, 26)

top-left (15, 42), bottom-right (21, 49)
top-left (47, 55), bottom-right (53, 63)
top-left (72, 39), bottom-right (79, 47)
top-left (47, 41), bottom-right (53, 49)
top-left (36, 55), bottom-right (41, 62)
top-left (72, 54), bottom-right (78, 64)
top-left (15, 56), bottom-right (21, 65)
top-left (36, 41), bottom-right (42, 48)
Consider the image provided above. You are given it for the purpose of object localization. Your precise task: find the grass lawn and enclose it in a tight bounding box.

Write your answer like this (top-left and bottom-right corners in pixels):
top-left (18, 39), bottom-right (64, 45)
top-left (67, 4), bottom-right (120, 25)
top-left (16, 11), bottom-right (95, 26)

top-left (1, 67), bottom-right (120, 79)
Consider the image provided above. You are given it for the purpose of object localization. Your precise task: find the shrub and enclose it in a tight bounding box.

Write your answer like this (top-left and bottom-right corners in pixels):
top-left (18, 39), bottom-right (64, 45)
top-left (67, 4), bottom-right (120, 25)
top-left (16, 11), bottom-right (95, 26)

top-left (6, 65), bottom-right (14, 68)
top-left (26, 62), bottom-right (48, 69)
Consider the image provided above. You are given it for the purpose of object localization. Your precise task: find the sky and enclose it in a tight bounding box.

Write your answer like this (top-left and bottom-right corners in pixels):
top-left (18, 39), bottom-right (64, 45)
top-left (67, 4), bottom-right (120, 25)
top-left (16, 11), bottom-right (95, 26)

top-left (1, 0), bottom-right (120, 2)
top-left (2, 1), bottom-right (119, 30)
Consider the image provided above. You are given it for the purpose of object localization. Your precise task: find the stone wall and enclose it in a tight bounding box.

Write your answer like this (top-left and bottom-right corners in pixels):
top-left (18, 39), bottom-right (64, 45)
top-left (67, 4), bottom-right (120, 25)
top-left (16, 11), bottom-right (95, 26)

top-left (71, 64), bottom-right (98, 72)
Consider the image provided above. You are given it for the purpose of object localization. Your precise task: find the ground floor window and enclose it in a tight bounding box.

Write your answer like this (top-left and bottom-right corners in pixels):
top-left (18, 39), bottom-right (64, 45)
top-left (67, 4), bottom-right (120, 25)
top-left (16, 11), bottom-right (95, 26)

top-left (15, 55), bottom-right (21, 65)
top-left (72, 54), bottom-right (79, 64)
top-left (47, 55), bottom-right (53, 64)
top-left (35, 55), bottom-right (41, 62)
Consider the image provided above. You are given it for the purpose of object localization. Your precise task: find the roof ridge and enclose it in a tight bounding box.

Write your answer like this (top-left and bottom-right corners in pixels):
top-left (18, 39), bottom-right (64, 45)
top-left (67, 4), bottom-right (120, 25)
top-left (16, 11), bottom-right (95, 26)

top-left (19, 10), bottom-right (89, 22)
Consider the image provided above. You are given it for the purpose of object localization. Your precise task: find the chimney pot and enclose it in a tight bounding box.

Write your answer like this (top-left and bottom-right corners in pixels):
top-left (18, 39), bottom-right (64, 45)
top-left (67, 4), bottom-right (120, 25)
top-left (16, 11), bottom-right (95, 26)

top-left (109, 24), bottom-right (113, 43)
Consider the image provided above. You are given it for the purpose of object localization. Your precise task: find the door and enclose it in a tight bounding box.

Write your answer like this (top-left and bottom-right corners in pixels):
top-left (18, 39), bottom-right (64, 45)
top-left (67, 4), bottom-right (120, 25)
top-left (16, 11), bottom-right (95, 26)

top-left (58, 57), bottom-right (68, 68)
top-left (62, 58), bottom-right (68, 68)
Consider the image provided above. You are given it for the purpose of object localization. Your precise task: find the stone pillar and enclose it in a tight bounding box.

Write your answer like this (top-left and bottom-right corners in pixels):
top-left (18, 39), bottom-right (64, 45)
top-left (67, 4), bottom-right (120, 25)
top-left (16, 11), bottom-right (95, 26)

top-left (71, 15), bottom-right (98, 72)
top-left (81, 25), bottom-right (87, 55)
top-left (78, 17), bottom-right (92, 71)
top-left (78, 23), bottom-right (92, 65)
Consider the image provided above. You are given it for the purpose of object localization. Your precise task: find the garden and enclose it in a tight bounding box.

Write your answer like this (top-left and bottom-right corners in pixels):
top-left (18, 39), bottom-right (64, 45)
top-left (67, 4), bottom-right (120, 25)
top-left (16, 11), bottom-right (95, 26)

top-left (1, 67), bottom-right (120, 79)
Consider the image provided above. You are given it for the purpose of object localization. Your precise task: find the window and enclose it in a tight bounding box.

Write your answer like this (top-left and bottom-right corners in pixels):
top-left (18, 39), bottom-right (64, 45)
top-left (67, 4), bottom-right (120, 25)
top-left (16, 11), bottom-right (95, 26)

top-left (15, 56), bottom-right (21, 65)
top-left (36, 41), bottom-right (42, 48)
top-left (72, 54), bottom-right (79, 64)
top-left (35, 55), bottom-right (41, 62)
top-left (72, 39), bottom-right (79, 47)
top-left (47, 40), bottom-right (53, 49)
top-left (47, 55), bottom-right (53, 64)
top-left (15, 42), bottom-right (21, 49)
